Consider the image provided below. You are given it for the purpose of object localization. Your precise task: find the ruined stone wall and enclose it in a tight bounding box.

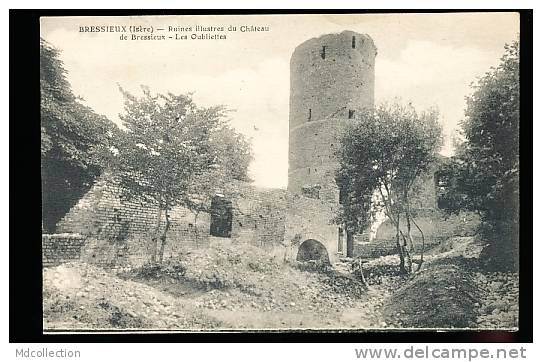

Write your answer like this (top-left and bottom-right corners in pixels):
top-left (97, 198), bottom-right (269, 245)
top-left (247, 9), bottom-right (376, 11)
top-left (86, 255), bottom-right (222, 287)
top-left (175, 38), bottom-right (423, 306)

top-left (223, 184), bottom-right (287, 249)
top-left (373, 210), bottom-right (480, 241)
top-left (353, 159), bottom-right (474, 259)
top-left (42, 234), bottom-right (86, 267)
top-left (53, 176), bottom-right (292, 267)
top-left (223, 184), bottom-right (343, 263)
top-left (283, 194), bottom-right (341, 263)
top-left (56, 176), bottom-right (210, 247)
top-left (407, 159), bottom-right (447, 210)
top-left (288, 31), bottom-right (376, 198)
top-left (355, 210), bottom-right (480, 258)
top-left (51, 173), bottom-right (345, 266)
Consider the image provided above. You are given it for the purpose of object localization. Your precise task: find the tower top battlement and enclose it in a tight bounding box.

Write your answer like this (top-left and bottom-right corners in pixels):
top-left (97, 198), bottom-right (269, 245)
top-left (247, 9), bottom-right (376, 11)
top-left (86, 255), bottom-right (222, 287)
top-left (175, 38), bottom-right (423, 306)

top-left (290, 31), bottom-right (377, 65)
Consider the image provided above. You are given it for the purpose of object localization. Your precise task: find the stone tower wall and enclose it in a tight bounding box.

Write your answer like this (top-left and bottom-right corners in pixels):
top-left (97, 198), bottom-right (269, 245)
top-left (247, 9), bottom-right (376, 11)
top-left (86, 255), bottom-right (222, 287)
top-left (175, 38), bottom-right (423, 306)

top-left (288, 31), bottom-right (377, 201)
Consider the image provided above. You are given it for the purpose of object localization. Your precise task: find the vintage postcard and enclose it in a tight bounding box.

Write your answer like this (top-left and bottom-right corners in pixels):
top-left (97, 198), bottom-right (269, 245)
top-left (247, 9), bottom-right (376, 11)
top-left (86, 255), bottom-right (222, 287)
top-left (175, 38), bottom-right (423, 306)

top-left (40, 13), bottom-right (521, 332)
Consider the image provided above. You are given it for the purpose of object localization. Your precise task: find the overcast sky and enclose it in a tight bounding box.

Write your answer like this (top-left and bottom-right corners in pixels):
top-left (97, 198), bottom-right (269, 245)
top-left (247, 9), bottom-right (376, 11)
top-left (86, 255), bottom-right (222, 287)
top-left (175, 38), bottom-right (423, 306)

top-left (41, 13), bottom-right (519, 188)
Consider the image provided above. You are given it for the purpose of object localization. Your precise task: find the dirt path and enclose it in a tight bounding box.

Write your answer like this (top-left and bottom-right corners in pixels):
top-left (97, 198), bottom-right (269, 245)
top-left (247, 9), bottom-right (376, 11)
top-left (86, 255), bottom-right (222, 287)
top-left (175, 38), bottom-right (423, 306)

top-left (192, 283), bottom-right (395, 330)
top-left (167, 260), bottom-right (402, 330)
top-left (338, 285), bottom-right (392, 329)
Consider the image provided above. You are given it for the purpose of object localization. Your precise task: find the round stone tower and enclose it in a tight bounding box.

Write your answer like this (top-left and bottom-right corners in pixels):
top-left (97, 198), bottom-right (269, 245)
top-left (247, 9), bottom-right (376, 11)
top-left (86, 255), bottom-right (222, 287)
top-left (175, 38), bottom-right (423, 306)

top-left (288, 31), bottom-right (377, 202)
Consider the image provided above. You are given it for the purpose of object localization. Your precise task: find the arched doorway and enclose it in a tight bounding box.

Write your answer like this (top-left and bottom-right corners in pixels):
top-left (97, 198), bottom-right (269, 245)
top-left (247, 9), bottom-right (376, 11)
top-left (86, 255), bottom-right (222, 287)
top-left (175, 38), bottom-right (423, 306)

top-left (296, 239), bottom-right (330, 263)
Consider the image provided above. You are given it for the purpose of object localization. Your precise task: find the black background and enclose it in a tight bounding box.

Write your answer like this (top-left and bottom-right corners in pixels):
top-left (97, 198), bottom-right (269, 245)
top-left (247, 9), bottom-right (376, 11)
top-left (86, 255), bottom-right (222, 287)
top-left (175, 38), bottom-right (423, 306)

top-left (9, 9), bottom-right (533, 343)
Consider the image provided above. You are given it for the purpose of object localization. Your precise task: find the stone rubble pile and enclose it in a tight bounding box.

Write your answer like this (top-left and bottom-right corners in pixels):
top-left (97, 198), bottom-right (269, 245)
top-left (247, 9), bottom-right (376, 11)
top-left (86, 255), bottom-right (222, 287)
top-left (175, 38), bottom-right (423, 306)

top-left (474, 271), bottom-right (519, 330)
top-left (43, 262), bottom-right (220, 330)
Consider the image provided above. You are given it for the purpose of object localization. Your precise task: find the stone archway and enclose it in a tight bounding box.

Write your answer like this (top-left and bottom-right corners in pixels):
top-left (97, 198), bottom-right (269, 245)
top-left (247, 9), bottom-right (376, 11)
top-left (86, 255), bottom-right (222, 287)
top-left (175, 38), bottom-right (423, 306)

top-left (296, 239), bottom-right (330, 263)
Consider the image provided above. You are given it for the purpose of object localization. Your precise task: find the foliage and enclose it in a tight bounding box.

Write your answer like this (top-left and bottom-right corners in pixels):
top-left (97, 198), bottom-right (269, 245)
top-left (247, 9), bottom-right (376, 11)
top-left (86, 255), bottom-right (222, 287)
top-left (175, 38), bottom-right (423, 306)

top-left (184, 125), bottom-right (253, 237)
top-left (336, 102), bottom-right (442, 273)
top-left (211, 125), bottom-right (253, 182)
top-left (40, 39), bottom-right (115, 232)
top-left (107, 87), bottom-right (252, 263)
top-left (437, 41), bottom-right (519, 270)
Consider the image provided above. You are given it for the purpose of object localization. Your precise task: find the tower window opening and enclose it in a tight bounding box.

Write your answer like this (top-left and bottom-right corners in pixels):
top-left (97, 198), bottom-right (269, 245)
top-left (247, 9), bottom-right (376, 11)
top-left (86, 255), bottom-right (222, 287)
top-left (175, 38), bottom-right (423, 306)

top-left (348, 110), bottom-right (355, 119)
top-left (308, 108), bottom-right (312, 121)
top-left (352, 36), bottom-right (356, 48)
top-left (320, 46), bottom-right (327, 59)
top-left (301, 185), bottom-right (321, 200)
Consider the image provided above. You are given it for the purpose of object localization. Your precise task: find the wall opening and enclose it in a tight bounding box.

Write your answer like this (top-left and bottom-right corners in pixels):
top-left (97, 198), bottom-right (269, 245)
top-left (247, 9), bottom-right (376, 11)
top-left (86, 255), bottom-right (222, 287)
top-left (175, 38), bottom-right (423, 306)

top-left (301, 184), bottom-right (321, 200)
top-left (352, 36), bottom-right (356, 48)
top-left (296, 239), bottom-right (330, 263)
top-left (320, 46), bottom-right (327, 59)
top-left (209, 194), bottom-right (232, 237)
top-left (434, 171), bottom-right (448, 209)
top-left (348, 110), bottom-right (355, 119)
top-left (338, 227), bottom-right (344, 252)
top-left (308, 108), bottom-right (312, 121)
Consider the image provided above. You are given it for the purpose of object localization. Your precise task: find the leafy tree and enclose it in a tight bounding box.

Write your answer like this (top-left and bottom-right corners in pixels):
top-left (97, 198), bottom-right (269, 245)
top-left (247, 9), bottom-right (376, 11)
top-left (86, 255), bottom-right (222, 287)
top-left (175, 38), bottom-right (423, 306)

top-left (110, 87), bottom-right (252, 263)
top-left (438, 41), bottom-right (520, 270)
top-left (41, 38), bottom-right (114, 232)
top-left (184, 125), bottom-right (253, 244)
top-left (336, 102), bottom-right (442, 273)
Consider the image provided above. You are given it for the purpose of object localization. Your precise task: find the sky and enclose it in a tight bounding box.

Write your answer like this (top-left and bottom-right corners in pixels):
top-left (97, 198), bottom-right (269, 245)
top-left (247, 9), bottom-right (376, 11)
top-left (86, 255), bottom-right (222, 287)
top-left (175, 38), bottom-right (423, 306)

top-left (41, 13), bottom-right (520, 189)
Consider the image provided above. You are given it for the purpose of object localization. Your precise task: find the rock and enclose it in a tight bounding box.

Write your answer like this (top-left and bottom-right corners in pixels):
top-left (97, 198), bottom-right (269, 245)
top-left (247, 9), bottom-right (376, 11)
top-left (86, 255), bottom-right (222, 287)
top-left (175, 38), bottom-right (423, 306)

top-left (492, 281), bottom-right (503, 290)
top-left (491, 301), bottom-right (508, 311)
top-left (482, 304), bottom-right (494, 314)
